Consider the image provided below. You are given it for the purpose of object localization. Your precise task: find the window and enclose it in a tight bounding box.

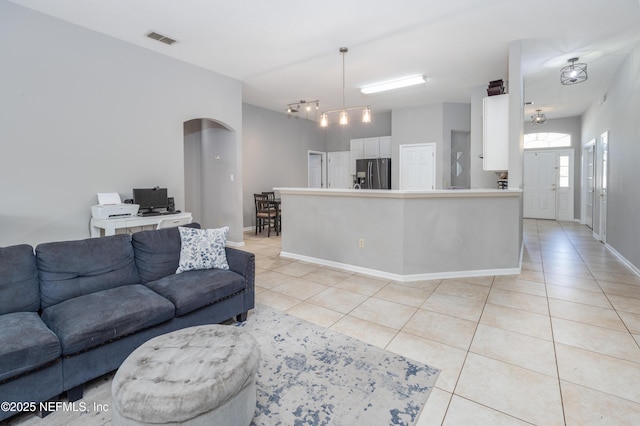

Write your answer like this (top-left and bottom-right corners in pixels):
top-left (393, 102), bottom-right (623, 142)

top-left (524, 133), bottom-right (571, 149)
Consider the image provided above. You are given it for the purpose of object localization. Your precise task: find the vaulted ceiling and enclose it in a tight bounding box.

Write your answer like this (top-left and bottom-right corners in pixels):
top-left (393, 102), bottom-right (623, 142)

top-left (11, 0), bottom-right (640, 122)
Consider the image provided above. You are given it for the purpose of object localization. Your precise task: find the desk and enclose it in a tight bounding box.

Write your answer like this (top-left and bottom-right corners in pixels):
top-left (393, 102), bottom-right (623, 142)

top-left (90, 212), bottom-right (193, 237)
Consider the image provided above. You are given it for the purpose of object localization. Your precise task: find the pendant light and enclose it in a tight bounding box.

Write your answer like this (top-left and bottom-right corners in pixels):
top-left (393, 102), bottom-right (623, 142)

top-left (319, 47), bottom-right (372, 127)
top-left (560, 58), bottom-right (588, 85)
top-left (531, 109), bottom-right (547, 125)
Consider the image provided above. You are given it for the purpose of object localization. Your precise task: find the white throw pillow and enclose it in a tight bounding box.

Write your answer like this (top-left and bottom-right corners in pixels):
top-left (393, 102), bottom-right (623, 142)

top-left (176, 226), bottom-right (229, 274)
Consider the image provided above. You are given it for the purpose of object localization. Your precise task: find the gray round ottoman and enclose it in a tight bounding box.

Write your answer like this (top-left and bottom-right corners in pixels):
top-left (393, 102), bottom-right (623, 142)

top-left (111, 325), bottom-right (260, 426)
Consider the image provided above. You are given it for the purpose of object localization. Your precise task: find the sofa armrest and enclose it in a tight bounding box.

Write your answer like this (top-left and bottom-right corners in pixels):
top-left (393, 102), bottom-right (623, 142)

top-left (225, 247), bottom-right (255, 293)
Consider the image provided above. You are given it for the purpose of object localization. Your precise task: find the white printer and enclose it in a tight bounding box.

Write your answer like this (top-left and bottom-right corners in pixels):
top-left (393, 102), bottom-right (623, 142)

top-left (91, 192), bottom-right (139, 219)
top-left (91, 203), bottom-right (139, 219)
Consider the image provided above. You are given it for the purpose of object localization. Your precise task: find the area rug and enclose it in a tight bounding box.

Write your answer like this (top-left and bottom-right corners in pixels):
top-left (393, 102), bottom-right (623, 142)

top-left (5, 304), bottom-right (439, 426)
top-left (238, 303), bottom-right (440, 426)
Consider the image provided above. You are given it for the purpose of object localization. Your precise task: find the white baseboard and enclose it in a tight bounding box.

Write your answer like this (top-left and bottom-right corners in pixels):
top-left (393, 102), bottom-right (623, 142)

top-left (604, 244), bottom-right (640, 277)
top-left (280, 251), bottom-right (521, 283)
top-left (226, 240), bottom-right (245, 248)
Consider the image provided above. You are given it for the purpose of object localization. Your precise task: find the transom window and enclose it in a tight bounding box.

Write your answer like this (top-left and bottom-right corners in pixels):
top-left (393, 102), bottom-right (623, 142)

top-left (524, 133), bottom-right (571, 149)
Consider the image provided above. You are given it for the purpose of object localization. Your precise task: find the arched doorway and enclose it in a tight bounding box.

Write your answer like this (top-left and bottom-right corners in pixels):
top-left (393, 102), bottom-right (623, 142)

top-left (183, 118), bottom-right (241, 243)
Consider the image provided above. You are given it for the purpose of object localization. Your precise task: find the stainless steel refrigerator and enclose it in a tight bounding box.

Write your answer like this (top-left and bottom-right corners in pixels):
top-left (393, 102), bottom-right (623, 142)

top-left (355, 158), bottom-right (391, 189)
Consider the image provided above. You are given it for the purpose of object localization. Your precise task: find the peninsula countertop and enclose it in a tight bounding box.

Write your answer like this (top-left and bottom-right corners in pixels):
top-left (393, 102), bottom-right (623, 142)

top-left (275, 187), bottom-right (522, 198)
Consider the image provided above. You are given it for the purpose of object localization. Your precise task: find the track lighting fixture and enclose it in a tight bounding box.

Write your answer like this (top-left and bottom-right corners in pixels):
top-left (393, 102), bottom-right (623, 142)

top-left (286, 100), bottom-right (319, 114)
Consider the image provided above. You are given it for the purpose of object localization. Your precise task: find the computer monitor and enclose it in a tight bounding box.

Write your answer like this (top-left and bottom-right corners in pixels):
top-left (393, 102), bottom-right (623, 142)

top-left (133, 188), bottom-right (169, 212)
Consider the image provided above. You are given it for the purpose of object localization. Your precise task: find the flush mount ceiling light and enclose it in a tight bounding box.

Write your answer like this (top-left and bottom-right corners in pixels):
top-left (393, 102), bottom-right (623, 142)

top-left (531, 109), bottom-right (547, 125)
top-left (560, 57), bottom-right (588, 85)
top-left (319, 47), bottom-right (371, 128)
top-left (287, 99), bottom-right (319, 114)
top-left (360, 75), bottom-right (427, 94)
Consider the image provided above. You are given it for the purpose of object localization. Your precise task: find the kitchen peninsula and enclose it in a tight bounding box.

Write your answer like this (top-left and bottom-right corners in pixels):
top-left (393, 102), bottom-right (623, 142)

top-left (276, 188), bottom-right (523, 281)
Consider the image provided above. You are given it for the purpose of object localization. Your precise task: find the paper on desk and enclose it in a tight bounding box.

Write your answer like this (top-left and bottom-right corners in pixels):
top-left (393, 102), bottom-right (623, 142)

top-left (97, 193), bottom-right (122, 205)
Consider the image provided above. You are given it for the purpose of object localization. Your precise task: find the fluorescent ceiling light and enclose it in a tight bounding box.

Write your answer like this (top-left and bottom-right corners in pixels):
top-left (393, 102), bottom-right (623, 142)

top-left (361, 75), bottom-right (426, 94)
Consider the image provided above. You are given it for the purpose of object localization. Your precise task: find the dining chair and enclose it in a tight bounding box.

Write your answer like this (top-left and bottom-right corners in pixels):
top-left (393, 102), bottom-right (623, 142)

top-left (254, 193), bottom-right (279, 237)
top-left (262, 191), bottom-right (281, 232)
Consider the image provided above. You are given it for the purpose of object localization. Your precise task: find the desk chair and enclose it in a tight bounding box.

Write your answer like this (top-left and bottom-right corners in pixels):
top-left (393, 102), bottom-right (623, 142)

top-left (156, 216), bottom-right (193, 230)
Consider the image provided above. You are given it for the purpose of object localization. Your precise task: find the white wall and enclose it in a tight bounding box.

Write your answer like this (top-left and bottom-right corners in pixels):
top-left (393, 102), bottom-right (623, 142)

top-left (0, 2), bottom-right (243, 246)
top-left (581, 41), bottom-right (640, 270)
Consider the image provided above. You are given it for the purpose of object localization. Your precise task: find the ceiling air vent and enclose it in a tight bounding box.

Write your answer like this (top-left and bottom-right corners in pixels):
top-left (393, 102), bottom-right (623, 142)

top-left (146, 31), bottom-right (177, 45)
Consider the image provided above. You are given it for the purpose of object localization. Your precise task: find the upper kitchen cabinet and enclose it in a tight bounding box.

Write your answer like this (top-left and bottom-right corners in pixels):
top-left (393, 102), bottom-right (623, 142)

top-left (363, 136), bottom-right (392, 159)
top-left (483, 94), bottom-right (509, 171)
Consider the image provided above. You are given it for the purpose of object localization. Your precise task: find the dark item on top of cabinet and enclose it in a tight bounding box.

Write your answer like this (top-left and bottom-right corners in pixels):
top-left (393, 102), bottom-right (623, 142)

top-left (487, 79), bottom-right (505, 96)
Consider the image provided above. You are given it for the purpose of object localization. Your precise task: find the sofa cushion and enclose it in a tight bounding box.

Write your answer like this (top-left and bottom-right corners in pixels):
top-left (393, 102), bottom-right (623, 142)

top-left (132, 222), bottom-right (201, 283)
top-left (145, 269), bottom-right (245, 317)
top-left (176, 226), bottom-right (229, 274)
top-left (41, 285), bottom-right (175, 355)
top-left (0, 244), bottom-right (40, 315)
top-left (37, 234), bottom-right (141, 309)
top-left (0, 312), bottom-right (61, 381)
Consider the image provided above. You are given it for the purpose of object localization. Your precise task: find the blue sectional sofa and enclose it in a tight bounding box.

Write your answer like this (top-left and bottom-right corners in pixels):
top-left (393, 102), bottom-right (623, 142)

top-left (0, 224), bottom-right (255, 421)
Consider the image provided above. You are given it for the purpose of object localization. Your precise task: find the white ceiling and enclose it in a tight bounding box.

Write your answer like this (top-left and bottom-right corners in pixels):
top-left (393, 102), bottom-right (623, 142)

top-left (10, 0), bottom-right (640, 122)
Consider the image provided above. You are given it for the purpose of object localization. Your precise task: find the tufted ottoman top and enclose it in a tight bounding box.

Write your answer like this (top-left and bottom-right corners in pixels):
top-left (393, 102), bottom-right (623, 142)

top-left (112, 325), bottom-right (260, 424)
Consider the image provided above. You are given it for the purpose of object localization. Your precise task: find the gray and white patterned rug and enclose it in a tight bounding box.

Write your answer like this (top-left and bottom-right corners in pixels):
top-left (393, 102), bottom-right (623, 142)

top-left (6, 304), bottom-right (439, 426)
top-left (238, 304), bottom-right (440, 426)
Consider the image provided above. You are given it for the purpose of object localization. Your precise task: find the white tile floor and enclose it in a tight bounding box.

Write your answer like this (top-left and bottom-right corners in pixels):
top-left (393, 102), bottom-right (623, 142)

top-left (242, 219), bottom-right (640, 425)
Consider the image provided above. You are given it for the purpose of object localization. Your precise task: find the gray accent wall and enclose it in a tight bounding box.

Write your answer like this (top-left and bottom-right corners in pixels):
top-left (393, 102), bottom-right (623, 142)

top-left (324, 110), bottom-right (392, 152)
top-left (391, 103), bottom-right (471, 189)
top-left (242, 104), bottom-right (325, 228)
top-left (0, 2), bottom-right (243, 246)
top-left (581, 41), bottom-right (640, 270)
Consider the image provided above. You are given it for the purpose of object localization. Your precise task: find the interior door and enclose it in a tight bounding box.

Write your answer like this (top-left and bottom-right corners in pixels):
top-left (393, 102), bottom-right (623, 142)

top-left (523, 151), bottom-right (556, 219)
top-left (308, 152), bottom-right (323, 188)
top-left (598, 131), bottom-right (609, 242)
top-left (584, 142), bottom-right (595, 229)
top-left (328, 151), bottom-right (352, 189)
top-left (399, 143), bottom-right (436, 190)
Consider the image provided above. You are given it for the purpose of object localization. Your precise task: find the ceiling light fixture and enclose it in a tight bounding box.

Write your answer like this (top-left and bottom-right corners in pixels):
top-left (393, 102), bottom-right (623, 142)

top-left (531, 109), bottom-right (547, 125)
top-left (319, 47), bottom-right (371, 128)
top-left (560, 57), bottom-right (588, 85)
top-left (286, 100), bottom-right (319, 114)
top-left (360, 75), bottom-right (427, 94)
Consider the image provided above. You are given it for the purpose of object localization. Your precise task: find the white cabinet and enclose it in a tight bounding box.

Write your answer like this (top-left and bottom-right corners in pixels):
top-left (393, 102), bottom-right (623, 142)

top-left (483, 94), bottom-right (509, 171)
top-left (363, 137), bottom-right (379, 158)
top-left (361, 136), bottom-right (392, 159)
top-left (350, 136), bottom-right (392, 173)
top-left (379, 136), bottom-right (392, 158)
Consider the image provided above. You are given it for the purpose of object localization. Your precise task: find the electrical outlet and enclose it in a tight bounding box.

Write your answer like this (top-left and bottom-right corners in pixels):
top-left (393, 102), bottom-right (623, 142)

top-left (358, 239), bottom-right (365, 248)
